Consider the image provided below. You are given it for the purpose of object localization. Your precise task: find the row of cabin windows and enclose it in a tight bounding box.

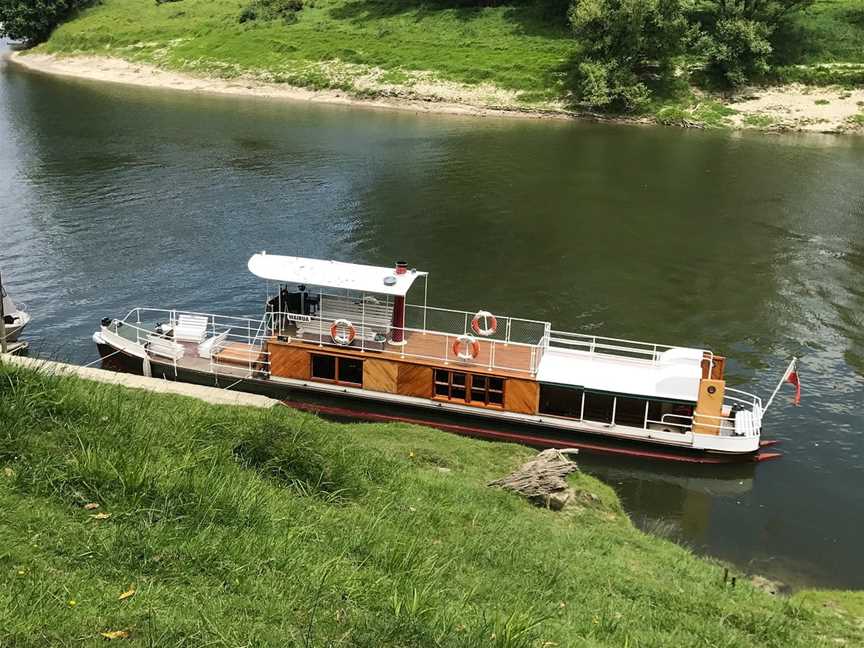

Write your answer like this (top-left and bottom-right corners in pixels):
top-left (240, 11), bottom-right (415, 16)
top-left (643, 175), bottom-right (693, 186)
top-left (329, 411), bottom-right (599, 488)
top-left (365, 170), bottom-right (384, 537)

top-left (307, 355), bottom-right (689, 427)
top-left (308, 355), bottom-right (505, 408)
top-left (434, 370), bottom-right (504, 406)
top-left (538, 384), bottom-right (694, 429)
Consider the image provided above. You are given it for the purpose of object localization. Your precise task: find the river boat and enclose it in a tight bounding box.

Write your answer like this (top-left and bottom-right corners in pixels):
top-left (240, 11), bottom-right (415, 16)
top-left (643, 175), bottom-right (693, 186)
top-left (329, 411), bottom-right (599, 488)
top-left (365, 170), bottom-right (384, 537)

top-left (1, 284), bottom-right (30, 343)
top-left (93, 253), bottom-right (793, 463)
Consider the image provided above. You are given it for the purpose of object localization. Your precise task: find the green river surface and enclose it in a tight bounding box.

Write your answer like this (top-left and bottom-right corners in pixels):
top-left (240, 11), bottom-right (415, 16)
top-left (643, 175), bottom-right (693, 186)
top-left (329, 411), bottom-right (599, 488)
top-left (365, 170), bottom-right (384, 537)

top-left (2, 42), bottom-right (863, 590)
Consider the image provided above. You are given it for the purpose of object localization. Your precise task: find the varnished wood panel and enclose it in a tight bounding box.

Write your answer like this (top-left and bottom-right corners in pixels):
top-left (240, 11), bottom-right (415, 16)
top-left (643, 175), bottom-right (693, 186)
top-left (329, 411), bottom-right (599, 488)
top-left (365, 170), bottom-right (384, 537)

top-left (214, 342), bottom-right (265, 367)
top-left (397, 364), bottom-right (434, 399)
top-left (269, 343), bottom-right (310, 380)
top-left (364, 359), bottom-right (398, 393)
top-left (702, 354), bottom-right (726, 380)
top-left (504, 378), bottom-right (539, 415)
top-left (693, 378), bottom-right (725, 436)
top-left (267, 334), bottom-right (535, 379)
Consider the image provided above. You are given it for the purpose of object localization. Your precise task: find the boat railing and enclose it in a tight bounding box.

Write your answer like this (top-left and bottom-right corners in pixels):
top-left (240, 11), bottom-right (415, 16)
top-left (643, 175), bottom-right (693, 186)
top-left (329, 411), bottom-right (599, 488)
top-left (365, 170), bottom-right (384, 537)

top-left (266, 310), bottom-right (544, 376)
top-left (547, 329), bottom-right (685, 362)
top-left (116, 307), bottom-right (272, 380)
top-left (647, 387), bottom-right (762, 437)
top-left (405, 304), bottom-right (550, 346)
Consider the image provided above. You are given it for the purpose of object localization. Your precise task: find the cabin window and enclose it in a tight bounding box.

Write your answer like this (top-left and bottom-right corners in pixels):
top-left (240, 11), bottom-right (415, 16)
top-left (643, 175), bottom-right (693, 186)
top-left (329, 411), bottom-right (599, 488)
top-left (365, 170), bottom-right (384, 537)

top-left (469, 375), bottom-right (504, 406)
top-left (539, 384), bottom-right (584, 418)
top-left (338, 357), bottom-right (364, 385)
top-left (615, 396), bottom-right (653, 427)
top-left (310, 354), bottom-right (362, 386)
top-left (435, 370), bottom-right (466, 399)
top-left (311, 354), bottom-right (336, 380)
top-left (434, 370), bottom-right (504, 407)
top-left (583, 392), bottom-right (615, 424)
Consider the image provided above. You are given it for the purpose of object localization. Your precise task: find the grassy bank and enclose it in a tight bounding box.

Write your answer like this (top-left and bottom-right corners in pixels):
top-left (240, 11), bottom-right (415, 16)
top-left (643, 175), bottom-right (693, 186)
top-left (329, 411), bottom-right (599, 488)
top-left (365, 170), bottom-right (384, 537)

top-left (1, 362), bottom-right (863, 646)
top-left (19, 0), bottom-right (864, 130)
top-left (40, 0), bottom-right (577, 106)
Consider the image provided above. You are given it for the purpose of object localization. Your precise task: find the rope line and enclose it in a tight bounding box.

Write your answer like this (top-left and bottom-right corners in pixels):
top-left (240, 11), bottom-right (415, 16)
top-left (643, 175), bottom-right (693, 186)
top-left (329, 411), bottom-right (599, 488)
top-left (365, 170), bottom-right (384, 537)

top-left (82, 349), bottom-right (122, 368)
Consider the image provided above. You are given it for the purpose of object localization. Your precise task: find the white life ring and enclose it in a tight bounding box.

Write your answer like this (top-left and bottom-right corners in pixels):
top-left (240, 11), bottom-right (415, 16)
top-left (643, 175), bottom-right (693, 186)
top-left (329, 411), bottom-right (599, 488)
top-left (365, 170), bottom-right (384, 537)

top-left (452, 334), bottom-right (480, 360)
top-left (330, 319), bottom-right (356, 346)
top-left (471, 310), bottom-right (498, 337)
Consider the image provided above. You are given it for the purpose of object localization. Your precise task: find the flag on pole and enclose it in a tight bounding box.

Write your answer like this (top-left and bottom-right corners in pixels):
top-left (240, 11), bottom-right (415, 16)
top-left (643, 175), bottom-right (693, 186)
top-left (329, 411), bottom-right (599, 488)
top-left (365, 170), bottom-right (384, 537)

top-left (785, 359), bottom-right (801, 406)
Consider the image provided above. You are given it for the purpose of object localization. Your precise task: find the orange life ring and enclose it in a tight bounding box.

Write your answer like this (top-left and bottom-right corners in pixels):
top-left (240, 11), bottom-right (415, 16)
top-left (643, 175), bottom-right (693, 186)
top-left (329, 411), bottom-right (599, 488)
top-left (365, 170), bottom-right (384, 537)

top-left (471, 310), bottom-right (498, 337)
top-left (330, 319), bottom-right (356, 346)
top-left (452, 335), bottom-right (480, 360)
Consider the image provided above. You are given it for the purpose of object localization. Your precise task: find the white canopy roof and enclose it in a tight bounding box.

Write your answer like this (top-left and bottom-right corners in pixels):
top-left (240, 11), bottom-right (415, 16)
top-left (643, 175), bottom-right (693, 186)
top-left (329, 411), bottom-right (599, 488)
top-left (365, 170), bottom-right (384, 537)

top-left (536, 346), bottom-right (704, 402)
top-left (248, 253), bottom-right (427, 297)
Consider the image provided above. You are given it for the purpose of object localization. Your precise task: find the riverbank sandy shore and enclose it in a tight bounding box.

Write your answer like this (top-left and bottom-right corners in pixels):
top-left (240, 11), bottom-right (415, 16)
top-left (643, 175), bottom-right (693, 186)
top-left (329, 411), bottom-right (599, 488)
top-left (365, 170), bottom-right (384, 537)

top-left (6, 51), bottom-right (577, 122)
top-left (7, 52), bottom-right (864, 133)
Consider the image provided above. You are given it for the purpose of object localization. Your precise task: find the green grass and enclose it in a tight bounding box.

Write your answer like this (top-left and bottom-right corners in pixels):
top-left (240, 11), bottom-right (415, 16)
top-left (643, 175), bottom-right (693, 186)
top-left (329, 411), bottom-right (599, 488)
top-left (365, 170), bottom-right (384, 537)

top-left (772, 0), bottom-right (864, 85)
top-left (1, 362), bottom-right (863, 646)
top-left (776, 0), bottom-right (864, 65)
top-left (39, 0), bottom-right (577, 101)
top-left (743, 113), bottom-right (779, 128)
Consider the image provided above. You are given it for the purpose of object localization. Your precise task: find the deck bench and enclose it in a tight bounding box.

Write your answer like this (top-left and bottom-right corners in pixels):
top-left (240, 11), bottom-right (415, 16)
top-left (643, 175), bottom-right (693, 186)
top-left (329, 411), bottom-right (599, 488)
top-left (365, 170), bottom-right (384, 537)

top-left (198, 330), bottom-right (230, 359)
top-left (173, 314), bottom-right (209, 343)
top-left (146, 335), bottom-right (184, 361)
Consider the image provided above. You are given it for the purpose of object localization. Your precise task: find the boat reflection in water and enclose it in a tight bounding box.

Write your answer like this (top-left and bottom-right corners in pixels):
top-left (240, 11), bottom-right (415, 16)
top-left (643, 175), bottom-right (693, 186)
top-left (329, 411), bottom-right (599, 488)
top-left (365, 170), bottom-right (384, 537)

top-left (579, 453), bottom-right (757, 553)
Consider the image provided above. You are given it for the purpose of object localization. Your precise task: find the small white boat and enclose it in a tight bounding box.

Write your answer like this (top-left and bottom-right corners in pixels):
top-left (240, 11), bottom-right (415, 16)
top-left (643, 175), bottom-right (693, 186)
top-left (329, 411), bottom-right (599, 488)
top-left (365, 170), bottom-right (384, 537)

top-left (1, 285), bottom-right (30, 343)
top-left (93, 253), bottom-right (798, 463)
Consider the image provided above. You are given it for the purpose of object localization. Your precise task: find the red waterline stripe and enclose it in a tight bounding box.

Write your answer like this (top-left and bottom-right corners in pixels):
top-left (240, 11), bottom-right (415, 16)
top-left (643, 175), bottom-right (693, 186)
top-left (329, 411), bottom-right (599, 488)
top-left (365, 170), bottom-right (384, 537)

top-left (281, 400), bottom-right (781, 464)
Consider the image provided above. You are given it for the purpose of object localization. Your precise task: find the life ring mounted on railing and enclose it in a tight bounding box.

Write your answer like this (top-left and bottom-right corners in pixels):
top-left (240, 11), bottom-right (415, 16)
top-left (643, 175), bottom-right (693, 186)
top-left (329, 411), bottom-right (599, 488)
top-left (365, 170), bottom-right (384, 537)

top-left (330, 319), bottom-right (356, 346)
top-left (471, 310), bottom-right (498, 337)
top-left (452, 334), bottom-right (480, 361)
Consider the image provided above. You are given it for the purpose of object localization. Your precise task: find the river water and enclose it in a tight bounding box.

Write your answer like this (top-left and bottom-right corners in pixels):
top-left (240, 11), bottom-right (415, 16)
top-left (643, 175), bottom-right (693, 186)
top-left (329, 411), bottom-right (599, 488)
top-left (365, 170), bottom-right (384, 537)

top-left (2, 43), bottom-right (863, 590)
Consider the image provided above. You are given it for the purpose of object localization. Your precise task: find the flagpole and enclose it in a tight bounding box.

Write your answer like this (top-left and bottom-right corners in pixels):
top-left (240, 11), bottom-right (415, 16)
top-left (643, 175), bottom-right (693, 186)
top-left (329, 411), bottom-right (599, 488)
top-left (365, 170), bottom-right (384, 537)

top-left (763, 357), bottom-right (798, 414)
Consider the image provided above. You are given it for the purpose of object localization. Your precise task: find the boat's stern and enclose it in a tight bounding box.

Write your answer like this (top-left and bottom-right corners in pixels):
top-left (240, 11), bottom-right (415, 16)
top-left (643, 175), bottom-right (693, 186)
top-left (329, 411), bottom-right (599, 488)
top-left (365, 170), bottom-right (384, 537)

top-left (691, 383), bottom-right (764, 454)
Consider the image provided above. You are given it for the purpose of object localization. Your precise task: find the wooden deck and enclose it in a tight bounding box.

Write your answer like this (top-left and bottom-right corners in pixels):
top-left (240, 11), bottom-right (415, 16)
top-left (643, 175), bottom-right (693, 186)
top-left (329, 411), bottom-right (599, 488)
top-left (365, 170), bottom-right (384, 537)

top-left (270, 330), bottom-right (539, 380)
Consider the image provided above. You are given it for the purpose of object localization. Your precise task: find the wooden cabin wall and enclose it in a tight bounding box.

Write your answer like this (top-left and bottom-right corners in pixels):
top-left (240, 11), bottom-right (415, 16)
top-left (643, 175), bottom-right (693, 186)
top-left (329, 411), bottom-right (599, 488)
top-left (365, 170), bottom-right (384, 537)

top-left (397, 364), bottom-right (434, 398)
top-left (702, 354), bottom-right (726, 380)
top-left (269, 343), bottom-right (310, 380)
top-left (504, 379), bottom-right (539, 415)
top-left (364, 359), bottom-right (399, 394)
top-left (693, 378), bottom-right (725, 436)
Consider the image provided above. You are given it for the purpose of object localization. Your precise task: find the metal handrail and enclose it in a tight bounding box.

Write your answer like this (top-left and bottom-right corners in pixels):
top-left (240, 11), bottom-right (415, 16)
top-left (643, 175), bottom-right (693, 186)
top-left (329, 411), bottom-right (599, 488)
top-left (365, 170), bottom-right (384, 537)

top-left (265, 310), bottom-right (541, 375)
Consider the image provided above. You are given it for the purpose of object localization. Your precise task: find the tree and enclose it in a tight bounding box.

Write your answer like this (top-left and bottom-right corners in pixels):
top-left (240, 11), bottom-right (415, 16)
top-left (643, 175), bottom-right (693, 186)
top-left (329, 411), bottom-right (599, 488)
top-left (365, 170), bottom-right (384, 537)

top-left (568, 0), bottom-right (690, 110)
top-left (0, 0), bottom-right (93, 44)
top-left (689, 0), bottom-right (815, 86)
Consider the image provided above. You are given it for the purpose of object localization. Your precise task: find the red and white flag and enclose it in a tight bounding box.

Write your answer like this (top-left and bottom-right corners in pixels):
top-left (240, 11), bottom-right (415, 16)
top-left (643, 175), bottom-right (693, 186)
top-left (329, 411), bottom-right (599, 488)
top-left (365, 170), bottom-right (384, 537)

top-left (785, 359), bottom-right (801, 406)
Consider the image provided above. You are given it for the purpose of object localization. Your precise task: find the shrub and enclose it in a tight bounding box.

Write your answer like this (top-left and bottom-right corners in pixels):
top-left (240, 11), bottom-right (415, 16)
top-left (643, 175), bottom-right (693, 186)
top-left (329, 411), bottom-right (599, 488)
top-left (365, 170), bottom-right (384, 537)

top-left (692, 16), bottom-right (773, 86)
top-left (238, 0), bottom-right (303, 24)
top-left (0, 0), bottom-right (94, 44)
top-left (688, 0), bottom-right (814, 86)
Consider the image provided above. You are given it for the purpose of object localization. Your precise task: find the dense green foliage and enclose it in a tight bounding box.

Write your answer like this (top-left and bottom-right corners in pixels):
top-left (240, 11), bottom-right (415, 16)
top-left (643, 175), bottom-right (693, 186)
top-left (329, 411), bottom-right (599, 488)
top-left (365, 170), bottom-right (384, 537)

top-left (566, 0), bottom-right (818, 108)
top-left (568, 0), bottom-right (689, 109)
top-left (239, 0), bottom-right (304, 25)
top-left (0, 0), bottom-right (92, 43)
top-left (690, 0), bottom-right (815, 86)
top-left (2, 362), bottom-right (863, 646)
